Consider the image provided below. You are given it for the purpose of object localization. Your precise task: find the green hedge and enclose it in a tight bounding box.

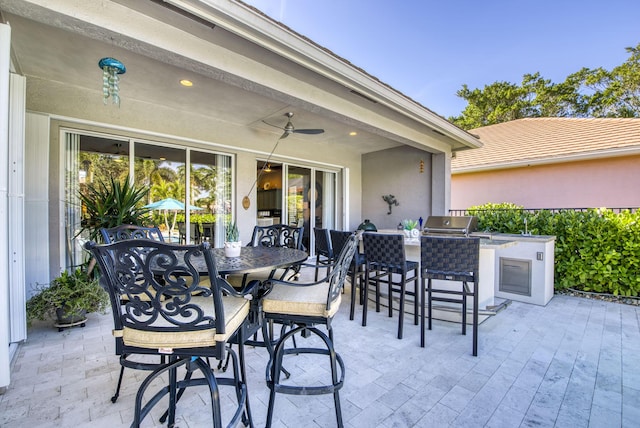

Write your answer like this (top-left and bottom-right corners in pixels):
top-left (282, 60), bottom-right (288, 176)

top-left (467, 202), bottom-right (640, 297)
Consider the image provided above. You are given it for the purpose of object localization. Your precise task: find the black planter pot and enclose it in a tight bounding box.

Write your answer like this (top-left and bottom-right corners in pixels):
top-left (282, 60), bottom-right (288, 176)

top-left (55, 308), bottom-right (87, 331)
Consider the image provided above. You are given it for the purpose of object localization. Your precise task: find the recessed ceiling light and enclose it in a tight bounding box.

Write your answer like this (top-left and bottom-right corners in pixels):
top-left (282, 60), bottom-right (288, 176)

top-left (180, 79), bottom-right (193, 87)
top-left (349, 131), bottom-right (358, 136)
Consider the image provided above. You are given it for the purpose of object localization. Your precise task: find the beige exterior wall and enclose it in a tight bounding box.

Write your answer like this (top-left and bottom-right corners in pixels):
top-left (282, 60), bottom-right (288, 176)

top-left (361, 146), bottom-right (433, 229)
top-left (452, 154), bottom-right (640, 210)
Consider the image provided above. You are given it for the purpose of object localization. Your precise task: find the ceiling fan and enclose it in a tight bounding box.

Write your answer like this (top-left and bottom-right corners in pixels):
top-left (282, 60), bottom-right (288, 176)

top-left (263, 112), bottom-right (325, 139)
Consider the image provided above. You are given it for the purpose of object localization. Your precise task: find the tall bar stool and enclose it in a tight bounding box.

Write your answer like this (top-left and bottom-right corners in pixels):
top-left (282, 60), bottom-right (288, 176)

top-left (420, 235), bottom-right (480, 356)
top-left (330, 229), bottom-right (366, 320)
top-left (362, 232), bottom-right (419, 339)
top-left (99, 225), bottom-right (165, 403)
top-left (261, 234), bottom-right (358, 427)
top-left (87, 239), bottom-right (253, 427)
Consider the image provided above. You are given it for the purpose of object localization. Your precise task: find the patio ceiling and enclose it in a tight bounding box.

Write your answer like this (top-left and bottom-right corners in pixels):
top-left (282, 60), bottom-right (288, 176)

top-left (0, 0), bottom-right (480, 155)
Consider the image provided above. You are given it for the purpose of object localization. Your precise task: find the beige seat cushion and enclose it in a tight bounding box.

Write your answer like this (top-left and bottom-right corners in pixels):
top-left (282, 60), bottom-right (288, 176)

top-left (262, 282), bottom-right (340, 318)
top-left (115, 294), bottom-right (249, 350)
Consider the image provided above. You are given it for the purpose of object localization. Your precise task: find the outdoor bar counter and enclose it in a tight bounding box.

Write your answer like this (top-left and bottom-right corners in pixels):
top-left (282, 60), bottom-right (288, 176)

top-left (367, 230), bottom-right (555, 323)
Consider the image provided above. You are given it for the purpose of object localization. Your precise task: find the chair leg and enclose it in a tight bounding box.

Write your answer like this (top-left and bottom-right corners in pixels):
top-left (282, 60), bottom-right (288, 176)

top-left (427, 278), bottom-right (433, 331)
top-left (362, 267), bottom-right (369, 327)
top-left (397, 276), bottom-right (405, 339)
top-left (375, 272), bottom-right (381, 313)
top-left (387, 273), bottom-right (393, 318)
top-left (265, 324), bottom-right (345, 428)
top-left (472, 283), bottom-right (479, 357)
top-left (420, 277), bottom-right (426, 347)
top-left (413, 271), bottom-right (419, 326)
top-left (462, 281), bottom-right (467, 336)
top-left (349, 268), bottom-right (356, 321)
top-left (133, 357), bottom-right (183, 427)
top-left (111, 363), bottom-right (125, 403)
top-left (236, 330), bottom-right (254, 427)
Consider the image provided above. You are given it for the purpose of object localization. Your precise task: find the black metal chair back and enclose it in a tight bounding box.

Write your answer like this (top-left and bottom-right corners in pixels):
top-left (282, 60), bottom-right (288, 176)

top-left (323, 233), bottom-right (358, 311)
top-left (313, 227), bottom-right (334, 281)
top-left (100, 224), bottom-right (164, 243)
top-left (330, 229), bottom-right (366, 320)
top-left (88, 240), bottom-right (230, 356)
top-left (420, 235), bottom-right (480, 356)
top-left (86, 239), bottom-right (252, 426)
top-left (362, 232), bottom-right (419, 339)
top-left (250, 224), bottom-right (304, 250)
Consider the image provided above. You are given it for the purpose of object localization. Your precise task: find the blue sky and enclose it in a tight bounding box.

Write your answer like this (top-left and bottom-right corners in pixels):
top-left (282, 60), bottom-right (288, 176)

top-left (242, 0), bottom-right (640, 118)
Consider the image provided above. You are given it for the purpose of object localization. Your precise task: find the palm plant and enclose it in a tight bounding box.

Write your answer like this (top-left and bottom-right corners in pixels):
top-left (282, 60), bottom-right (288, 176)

top-left (78, 176), bottom-right (151, 242)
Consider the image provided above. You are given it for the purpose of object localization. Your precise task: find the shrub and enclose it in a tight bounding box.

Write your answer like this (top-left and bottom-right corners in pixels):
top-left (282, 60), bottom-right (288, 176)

top-left (468, 203), bottom-right (640, 296)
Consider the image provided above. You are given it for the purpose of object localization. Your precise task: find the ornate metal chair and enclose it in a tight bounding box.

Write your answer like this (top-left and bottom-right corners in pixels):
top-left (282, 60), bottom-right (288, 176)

top-left (420, 235), bottom-right (480, 356)
top-left (86, 239), bottom-right (253, 427)
top-left (330, 229), bottom-right (366, 321)
top-left (227, 224), bottom-right (305, 288)
top-left (100, 224), bottom-right (164, 243)
top-left (313, 227), bottom-right (334, 281)
top-left (250, 223), bottom-right (304, 250)
top-left (99, 224), bottom-right (166, 403)
top-left (362, 232), bottom-right (419, 339)
top-left (261, 233), bottom-right (358, 427)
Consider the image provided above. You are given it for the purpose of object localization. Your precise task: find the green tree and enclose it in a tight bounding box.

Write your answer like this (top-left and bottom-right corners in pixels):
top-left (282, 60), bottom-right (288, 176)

top-left (451, 43), bottom-right (640, 129)
top-left (570, 45), bottom-right (640, 117)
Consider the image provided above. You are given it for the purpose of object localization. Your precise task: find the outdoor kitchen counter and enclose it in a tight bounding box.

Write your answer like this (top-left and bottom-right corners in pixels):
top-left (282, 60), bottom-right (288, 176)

top-left (359, 230), bottom-right (555, 323)
top-left (362, 230), bottom-right (516, 322)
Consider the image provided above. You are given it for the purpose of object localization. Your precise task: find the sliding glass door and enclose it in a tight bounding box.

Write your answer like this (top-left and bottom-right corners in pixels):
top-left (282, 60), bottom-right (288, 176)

top-left (284, 165), bottom-right (336, 253)
top-left (63, 130), bottom-right (233, 270)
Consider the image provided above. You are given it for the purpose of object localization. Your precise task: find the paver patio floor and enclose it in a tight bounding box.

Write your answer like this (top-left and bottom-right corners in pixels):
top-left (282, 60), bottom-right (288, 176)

top-left (1, 274), bottom-right (638, 427)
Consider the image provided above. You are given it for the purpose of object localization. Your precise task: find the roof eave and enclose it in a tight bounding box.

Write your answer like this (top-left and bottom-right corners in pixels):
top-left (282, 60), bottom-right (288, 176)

top-left (168, 0), bottom-right (481, 151)
top-left (452, 146), bottom-right (640, 174)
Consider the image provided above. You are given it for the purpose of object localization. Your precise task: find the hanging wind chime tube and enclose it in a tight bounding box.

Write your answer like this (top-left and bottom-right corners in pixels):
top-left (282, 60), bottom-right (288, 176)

top-left (98, 57), bottom-right (126, 106)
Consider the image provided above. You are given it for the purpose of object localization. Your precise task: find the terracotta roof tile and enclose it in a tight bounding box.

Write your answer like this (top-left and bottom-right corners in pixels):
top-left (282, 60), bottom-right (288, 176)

top-left (452, 118), bottom-right (640, 172)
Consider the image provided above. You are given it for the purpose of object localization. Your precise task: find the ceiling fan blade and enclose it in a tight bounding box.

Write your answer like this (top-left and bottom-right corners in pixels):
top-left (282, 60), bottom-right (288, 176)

top-left (280, 131), bottom-right (290, 139)
top-left (293, 129), bottom-right (324, 135)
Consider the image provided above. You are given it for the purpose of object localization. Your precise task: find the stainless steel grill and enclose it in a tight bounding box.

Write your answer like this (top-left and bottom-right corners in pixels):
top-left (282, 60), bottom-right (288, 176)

top-left (423, 216), bottom-right (478, 237)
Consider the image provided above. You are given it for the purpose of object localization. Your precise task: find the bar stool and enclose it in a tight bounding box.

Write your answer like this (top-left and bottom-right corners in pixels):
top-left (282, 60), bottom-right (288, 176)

top-left (261, 234), bottom-right (358, 427)
top-left (420, 235), bottom-right (480, 356)
top-left (362, 232), bottom-right (419, 339)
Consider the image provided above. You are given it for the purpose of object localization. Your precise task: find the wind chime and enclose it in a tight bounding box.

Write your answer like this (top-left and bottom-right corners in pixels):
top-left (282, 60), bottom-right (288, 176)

top-left (98, 57), bottom-right (126, 106)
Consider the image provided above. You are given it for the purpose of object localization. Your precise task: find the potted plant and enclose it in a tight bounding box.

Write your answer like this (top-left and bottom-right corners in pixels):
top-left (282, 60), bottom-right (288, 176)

top-left (26, 268), bottom-right (110, 331)
top-left (224, 221), bottom-right (241, 257)
top-left (401, 219), bottom-right (420, 238)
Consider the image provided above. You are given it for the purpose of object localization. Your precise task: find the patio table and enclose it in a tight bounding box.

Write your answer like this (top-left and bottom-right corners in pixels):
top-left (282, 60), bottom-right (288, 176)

top-left (195, 246), bottom-right (308, 341)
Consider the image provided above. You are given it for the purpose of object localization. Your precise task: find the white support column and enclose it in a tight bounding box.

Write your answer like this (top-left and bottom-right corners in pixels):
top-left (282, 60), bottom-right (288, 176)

top-left (9, 73), bottom-right (26, 343)
top-left (0, 22), bottom-right (12, 390)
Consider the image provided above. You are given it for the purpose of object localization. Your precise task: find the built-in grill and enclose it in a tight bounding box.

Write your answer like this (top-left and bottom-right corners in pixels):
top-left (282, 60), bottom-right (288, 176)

top-left (423, 215), bottom-right (478, 237)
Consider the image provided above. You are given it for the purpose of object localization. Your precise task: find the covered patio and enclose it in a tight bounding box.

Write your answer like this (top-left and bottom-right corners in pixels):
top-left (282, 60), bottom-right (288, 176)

top-left (0, 0), bottom-right (482, 389)
top-left (2, 275), bottom-right (638, 427)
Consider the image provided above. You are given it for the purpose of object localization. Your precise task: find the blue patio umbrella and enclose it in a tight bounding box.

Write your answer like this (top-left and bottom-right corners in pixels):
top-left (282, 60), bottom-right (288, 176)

top-left (144, 197), bottom-right (202, 211)
top-left (144, 198), bottom-right (202, 239)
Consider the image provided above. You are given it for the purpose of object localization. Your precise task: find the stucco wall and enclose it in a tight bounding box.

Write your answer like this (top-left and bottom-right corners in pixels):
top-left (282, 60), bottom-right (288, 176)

top-left (361, 146), bottom-right (432, 230)
top-left (26, 76), bottom-right (363, 217)
top-left (452, 154), bottom-right (640, 210)
top-left (23, 77), bottom-right (365, 275)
